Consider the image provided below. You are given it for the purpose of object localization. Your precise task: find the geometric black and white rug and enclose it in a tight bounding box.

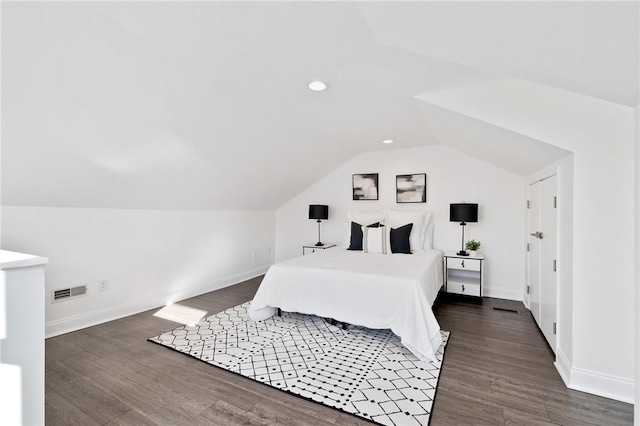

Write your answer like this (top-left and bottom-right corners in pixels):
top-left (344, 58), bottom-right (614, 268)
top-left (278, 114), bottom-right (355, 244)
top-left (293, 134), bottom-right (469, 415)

top-left (149, 302), bottom-right (449, 426)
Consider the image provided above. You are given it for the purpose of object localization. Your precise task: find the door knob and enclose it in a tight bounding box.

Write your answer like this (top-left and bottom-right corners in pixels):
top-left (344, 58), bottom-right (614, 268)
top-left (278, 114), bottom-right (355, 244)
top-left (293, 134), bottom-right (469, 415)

top-left (530, 231), bottom-right (544, 239)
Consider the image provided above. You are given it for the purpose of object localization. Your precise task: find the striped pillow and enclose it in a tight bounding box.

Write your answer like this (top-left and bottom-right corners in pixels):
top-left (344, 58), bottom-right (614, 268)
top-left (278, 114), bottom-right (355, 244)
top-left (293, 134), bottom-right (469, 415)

top-left (363, 226), bottom-right (387, 254)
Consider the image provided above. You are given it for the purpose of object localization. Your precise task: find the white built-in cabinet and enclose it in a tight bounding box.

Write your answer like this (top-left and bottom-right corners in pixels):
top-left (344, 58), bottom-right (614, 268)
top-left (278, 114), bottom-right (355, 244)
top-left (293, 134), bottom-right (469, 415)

top-left (0, 250), bottom-right (48, 426)
top-left (527, 176), bottom-right (558, 352)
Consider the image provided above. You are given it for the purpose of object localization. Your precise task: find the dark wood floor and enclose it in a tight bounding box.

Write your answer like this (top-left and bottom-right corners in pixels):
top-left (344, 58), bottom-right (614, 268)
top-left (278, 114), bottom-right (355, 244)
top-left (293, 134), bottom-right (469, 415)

top-left (45, 277), bottom-right (634, 425)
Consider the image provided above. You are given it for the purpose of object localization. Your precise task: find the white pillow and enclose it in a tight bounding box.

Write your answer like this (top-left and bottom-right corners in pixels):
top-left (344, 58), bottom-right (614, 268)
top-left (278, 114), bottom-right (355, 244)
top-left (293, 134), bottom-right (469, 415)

top-left (383, 210), bottom-right (432, 253)
top-left (363, 226), bottom-right (387, 254)
top-left (423, 223), bottom-right (434, 250)
top-left (348, 210), bottom-right (384, 226)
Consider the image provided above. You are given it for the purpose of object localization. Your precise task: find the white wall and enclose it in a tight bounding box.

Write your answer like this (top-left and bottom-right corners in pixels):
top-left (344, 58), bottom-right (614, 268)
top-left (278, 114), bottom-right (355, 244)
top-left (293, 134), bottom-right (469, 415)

top-left (1, 206), bottom-right (274, 337)
top-left (276, 145), bottom-right (526, 300)
top-left (556, 156), bottom-right (575, 374)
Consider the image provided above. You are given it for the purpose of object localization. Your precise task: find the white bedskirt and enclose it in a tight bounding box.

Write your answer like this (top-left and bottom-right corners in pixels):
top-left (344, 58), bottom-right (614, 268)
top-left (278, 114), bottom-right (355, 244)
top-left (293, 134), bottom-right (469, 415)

top-left (248, 248), bottom-right (443, 362)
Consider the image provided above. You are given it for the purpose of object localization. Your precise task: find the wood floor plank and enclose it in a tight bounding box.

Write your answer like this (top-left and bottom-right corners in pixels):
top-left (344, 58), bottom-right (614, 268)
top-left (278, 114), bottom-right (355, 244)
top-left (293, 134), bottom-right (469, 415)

top-left (51, 355), bottom-right (167, 415)
top-left (45, 368), bottom-right (131, 424)
top-left (146, 403), bottom-right (216, 426)
top-left (503, 406), bottom-right (558, 426)
top-left (45, 387), bottom-right (101, 426)
top-left (250, 399), bottom-right (338, 426)
top-left (94, 352), bottom-right (219, 415)
top-left (544, 396), bottom-right (634, 426)
top-left (437, 374), bottom-right (550, 420)
top-left (197, 399), bottom-right (271, 426)
top-left (429, 388), bottom-right (505, 425)
top-left (106, 409), bottom-right (161, 426)
top-left (45, 277), bottom-right (634, 425)
top-left (333, 412), bottom-right (374, 425)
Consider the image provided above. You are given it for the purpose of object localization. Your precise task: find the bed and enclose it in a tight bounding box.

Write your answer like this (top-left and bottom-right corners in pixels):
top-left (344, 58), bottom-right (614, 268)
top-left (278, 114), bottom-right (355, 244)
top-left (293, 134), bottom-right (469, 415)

top-left (248, 246), bottom-right (444, 362)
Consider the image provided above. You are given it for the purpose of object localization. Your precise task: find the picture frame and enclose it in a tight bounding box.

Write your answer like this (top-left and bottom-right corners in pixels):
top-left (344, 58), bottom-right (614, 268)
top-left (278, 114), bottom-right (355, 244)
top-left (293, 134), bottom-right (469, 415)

top-left (352, 173), bottom-right (379, 200)
top-left (396, 173), bottom-right (426, 203)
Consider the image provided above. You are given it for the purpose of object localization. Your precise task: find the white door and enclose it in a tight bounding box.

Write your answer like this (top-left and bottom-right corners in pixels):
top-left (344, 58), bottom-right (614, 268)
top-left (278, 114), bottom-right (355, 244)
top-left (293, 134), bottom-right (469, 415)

top-left (527, 175), bottom-right (557, 352)
top-left (539, 176), bottom-right (557, 351)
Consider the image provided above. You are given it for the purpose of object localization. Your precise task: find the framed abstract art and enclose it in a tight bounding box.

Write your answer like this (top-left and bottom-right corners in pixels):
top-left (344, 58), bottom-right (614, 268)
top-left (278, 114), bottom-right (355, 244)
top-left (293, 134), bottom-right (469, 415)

top-left (396, 173), bottom-right (426, 203)
top-left (352, 173), bottom-right (379, 200)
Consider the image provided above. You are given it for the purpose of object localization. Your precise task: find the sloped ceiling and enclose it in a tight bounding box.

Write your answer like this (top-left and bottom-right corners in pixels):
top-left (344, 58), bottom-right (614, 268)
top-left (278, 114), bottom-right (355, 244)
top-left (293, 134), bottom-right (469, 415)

top-left (414, 100), bottom-right (570, 176)
top-left (1, 1), bottom-right (637, 210)
top-left (358, 1), bottom-right (638, 107)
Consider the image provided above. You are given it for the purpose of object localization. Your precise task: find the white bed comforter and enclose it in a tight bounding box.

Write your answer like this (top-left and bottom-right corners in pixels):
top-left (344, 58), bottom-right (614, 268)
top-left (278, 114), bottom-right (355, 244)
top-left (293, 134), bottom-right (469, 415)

top-left (248, 248), bottom-right (444, 362)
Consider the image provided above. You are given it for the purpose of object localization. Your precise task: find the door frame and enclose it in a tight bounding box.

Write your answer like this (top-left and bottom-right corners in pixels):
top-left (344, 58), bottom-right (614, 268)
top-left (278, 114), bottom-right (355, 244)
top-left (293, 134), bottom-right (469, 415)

top-left (525, 172), bottom-right (556, 311)
top-left (525, 156), bottom-right (574, 386)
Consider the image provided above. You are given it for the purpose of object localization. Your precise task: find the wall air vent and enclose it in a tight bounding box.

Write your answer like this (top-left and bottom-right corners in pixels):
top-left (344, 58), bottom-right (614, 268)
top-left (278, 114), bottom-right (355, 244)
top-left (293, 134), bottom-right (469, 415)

top-left (52, 285), bottom-right (87, 303)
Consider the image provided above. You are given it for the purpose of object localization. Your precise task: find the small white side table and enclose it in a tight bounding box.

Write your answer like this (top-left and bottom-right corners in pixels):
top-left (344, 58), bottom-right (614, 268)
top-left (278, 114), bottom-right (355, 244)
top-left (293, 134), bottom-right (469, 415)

top-left (444, 252), bottom-right (484, 300)
top-left (303, 244), bottom-right (336, 255)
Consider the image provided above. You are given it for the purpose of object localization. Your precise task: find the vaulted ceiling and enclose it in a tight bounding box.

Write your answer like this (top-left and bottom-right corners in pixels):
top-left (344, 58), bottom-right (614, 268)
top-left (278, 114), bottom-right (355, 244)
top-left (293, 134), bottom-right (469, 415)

top-left (2, 1), bottom-right (637, 210)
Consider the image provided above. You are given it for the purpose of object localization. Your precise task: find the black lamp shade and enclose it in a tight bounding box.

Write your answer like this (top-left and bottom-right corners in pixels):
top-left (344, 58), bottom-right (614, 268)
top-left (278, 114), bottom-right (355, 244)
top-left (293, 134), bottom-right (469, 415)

top-left (450, 203), bottom-right (478, 223)
top-left (309, 204), bottom-right (329, 220)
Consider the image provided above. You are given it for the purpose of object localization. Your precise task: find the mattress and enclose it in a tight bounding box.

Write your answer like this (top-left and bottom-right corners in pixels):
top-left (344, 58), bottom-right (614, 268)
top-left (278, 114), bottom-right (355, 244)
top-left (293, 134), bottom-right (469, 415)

top-left (248, 247), bottom-right (444, 362)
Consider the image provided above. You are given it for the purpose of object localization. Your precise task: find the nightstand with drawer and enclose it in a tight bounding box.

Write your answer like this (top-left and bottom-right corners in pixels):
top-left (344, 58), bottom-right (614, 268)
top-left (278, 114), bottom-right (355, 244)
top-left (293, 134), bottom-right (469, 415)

top-left (444, 252), bottom-right (484, 300)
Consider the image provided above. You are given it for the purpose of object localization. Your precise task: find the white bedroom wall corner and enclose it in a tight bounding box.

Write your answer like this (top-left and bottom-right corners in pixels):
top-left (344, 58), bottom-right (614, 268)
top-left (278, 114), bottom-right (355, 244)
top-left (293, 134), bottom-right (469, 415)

top-left (551, 323), bottom-right (636, 405)
top-left (570, 107), bottom-right (636, 403)
top-left (482, 286), bottom-right (522, 301)
top-left (555, 345), bottom-right (572, 387)
top-left (557, 155), bottom-right (574, 373)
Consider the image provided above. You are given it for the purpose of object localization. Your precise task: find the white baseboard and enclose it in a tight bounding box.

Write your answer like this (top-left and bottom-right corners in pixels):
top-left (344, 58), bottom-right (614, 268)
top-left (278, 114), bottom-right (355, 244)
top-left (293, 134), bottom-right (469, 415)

top-left (553, 347), bottom-right (634, 404)
top-left (568, 366), bottom-right (635, 404)
top-left (483, 285), bottom-right (523, 301)
top-left (554, 346), bottom-right (572, 386)
top-left (45, 265), bottom-right (270, 338)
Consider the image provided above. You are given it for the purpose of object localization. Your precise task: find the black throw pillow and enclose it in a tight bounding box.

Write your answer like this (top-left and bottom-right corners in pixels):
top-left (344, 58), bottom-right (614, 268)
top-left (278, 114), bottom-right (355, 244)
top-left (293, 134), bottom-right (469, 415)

top-left (390, 223), bottom-right (413, 254)
top-left (347, 221), bottom-right (381, 251)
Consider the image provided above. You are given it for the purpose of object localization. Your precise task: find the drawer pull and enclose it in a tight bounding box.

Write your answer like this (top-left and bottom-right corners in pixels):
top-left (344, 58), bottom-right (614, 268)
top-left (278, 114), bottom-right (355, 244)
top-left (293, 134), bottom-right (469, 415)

top-left (462, 284), bottom-right (465, 292)
top-left (461, 260), bottom-right (465, 268)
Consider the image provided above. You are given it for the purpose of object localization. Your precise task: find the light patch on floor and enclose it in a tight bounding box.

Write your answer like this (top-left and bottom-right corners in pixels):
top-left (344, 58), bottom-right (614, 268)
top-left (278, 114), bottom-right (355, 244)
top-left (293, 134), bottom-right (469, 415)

top-left (153, 303), bottom-right (207, 326)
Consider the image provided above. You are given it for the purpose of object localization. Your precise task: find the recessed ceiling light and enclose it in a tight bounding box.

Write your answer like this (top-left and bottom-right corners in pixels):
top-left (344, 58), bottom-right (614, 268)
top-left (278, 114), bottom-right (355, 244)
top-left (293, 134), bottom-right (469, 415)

top-left (382, 139), bottom-right (395, 144)
top-left (308, 81), bottom-right (329, 92)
